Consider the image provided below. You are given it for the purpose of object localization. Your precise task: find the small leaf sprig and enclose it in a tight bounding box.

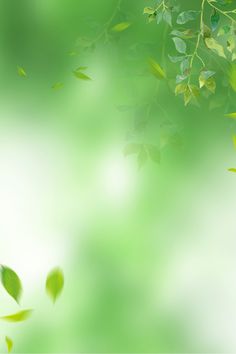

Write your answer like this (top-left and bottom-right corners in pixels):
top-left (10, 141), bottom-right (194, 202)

top-left (144, 0), bottom-right (236, 105)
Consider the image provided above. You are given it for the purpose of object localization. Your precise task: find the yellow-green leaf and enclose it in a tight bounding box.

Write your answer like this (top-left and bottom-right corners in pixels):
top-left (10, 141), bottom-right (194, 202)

top-left (225, 112), bottom-right (236, 119)
top-left (73, 70), bottom-right (92, 81)
top-left (149, 58), bottom-right (166, 79)
top-left (175, 83), bottom-right (187, 95)
top-left (205, 37), bottom-right (226, 58)
top-left (228, 168), bottom-right (236, 172)
top-left (0, 309), bottom-right (33, 322)
top-left (233, 135), bottom-right (236, 148)
top-left (5, 336), bottom-right (13, 353)
top-left (17, 66), bottom-right (27, 77)
top-left (1, 266), bottom-right (22, 304)
top-left (52, 82), bottom-right (64, 90)
top-left (111, 22), bottom-right (131, 32)
top-left (229, 64), bottom-right (236, 91)
top-left (46, 267), bottom-right (64, 303)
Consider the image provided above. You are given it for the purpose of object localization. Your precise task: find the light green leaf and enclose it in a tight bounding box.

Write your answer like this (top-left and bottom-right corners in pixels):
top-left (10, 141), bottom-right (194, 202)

top-left (171, 29), bottom-right (196, 39)
top-left (1, 266), bottom-right (22, 304)
top-left (73, 70), bottom-right (92, 81)
top-left (228, 168), bottom-right (236, 172)
top-left (225, 112), bottom-right (236, 118)
top-left (17, 66), bottom-right (27, 77)
top-left (162, 10), bottom-right (172, 26)
top-left (147, 145), bottom-right (160, 163)
top-left (229, 64), bottom-right (236, 91)
top-left (0, 309), bottom-right (33, 322)
top-left (46, 267), bottom-right (64, 303)
top-left (172, 37), bottom-right (186, 54)
top-left (205, 37), bottom-right (226, 58)
top-left (233, 135), bottom-right (236, 148)
top-left (177, 11), bottom-right (199, 24)
top-left (149, 58), bottom-right (166, 79)
top-left (111, 22), bottom-right (131, 32)
top-left (5, 336), bottom-right (13, 353)
top-left (123, 143), bottom-right (141, 156)
top-left (175, 83), bottom-right (187, 95)
top-left (52, 82), bottom-right (64, 90)
top-left (143, 7), bottom-right (155, 15)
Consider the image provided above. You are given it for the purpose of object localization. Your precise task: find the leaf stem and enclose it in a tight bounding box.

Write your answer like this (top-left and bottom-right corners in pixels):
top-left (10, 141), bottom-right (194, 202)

top-left (207, 0), bottom-right (236, 24)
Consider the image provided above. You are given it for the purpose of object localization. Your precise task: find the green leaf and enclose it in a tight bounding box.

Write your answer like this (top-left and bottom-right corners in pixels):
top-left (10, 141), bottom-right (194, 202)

top-left (171, 29), bottom-right (196, 39)
top-left (175, 82), bottom-right (187, 95)
top-left (199, 71), bottom-right (216, 93)
top-left (143, 7), bottom-right (155, 15)
top-left (123, 143), bottom-right (141, 156)
top-left (172, 37), bottom-right (186, 54)
top-left (210, 9), bottom-right (220, 31)
top-left (168, 55), bottom-right (186, 63)
top-left (73, 70), bottom-right (92, 81)
top-left (147, 145), bottom-right (160, 163)
top-left (17, 66), bottom-right (27, 77)
top-left (205, 37), bottom-right (226, 58)
top-left (46, 267), bottom-right (64, 303)
top-left (228, 168), bottom-right (236, 172)
top-left (52, 82), bottom-right (64, 90)
top-left (1, 266), bottom-right (22, 304)
top-left (218, 25), bottom-right (231, 36)
top-left (225, 112), bottom-right (236, 118)
top-left (149, 58), bottom-right (166, 79)
top-left (111, 22), bottom-right (131, 32)
top-left (177, 11), bottom-right (199, 24)
top-left (0, 309), bottom-right (33, 322)
top-left (229, 64), bottom-right (236, 91)
top-left (162, 10), bottom-right (172, 26)
top-left (5, 336), bottom-right (13, 353)
top-left (233, 135), bottom-right (236, 148)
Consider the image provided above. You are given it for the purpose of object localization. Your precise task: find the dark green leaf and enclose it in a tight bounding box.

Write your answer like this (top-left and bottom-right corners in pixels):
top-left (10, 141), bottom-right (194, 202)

top-left (210, 9), bottom-right (220, 31)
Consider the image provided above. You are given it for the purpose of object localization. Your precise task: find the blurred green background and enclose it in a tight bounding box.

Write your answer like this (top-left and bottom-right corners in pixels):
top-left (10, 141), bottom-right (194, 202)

top-left (0, 0), bottom-right (236, 352)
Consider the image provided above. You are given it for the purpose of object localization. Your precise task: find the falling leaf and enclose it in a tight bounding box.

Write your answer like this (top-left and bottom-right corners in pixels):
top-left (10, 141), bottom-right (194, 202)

top-left (1, 266), bottom-right (22, 304)
top-left (228, 168), bottom-right (236, 172)
top-left (0, 309), bottom-right (33, 322)
top-left (111, 22), bottom-right (131, 32)
top-left (149, 58), bottom-right (166, 79)
top-left (225, 112), bottom-right (236, 119)
top-left (52, 82), bottom-right (64, 90)
top-left (73, 66), bottom-right (92, 81)
top-left (46, 267), bottom-right (64, 303)
top-left (17, 66), bottom-right (27, 77)
top-left (5, 336), bottom-right (13, 353)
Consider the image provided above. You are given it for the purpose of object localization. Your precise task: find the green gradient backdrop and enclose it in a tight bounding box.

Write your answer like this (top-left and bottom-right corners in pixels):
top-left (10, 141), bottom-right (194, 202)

top-left (0, 0), bottom-right (236, 353)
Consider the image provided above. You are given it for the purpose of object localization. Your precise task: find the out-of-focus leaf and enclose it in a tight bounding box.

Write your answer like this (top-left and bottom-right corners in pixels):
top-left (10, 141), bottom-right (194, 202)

top-left (73, 69), bottom-right (92, 81)
top-left (137, 147), bottom-right (147, 168)
top-left (149, 58), bottom-right (166, 79)
top-left (46, 267), bottom-right (64, 303)
top-left (111, 22), bottom-right (131, 32)
top-left (177, 10), bottom-right (199, 24)
top-left (225, 112), bottom-right (236, 118)
top-left (228, 168), bottom-right (236, 172)
top-left (1, 266), bottom-right (22, 304)
top-left (171, 29), bottom-right (196, 39)
top-left (123, 143), bottom-right (141, 156)
top-left (0, 309), bottom-right (33, 322)
top-left (218, 25), bottom-right (230, 36)
top-left (147, 145), bottom-right (160, 163)
top-left (168, 55), bottom-right (186, 63)
top-left (210, 9), bottom-right (220, 31)
top-left (229, 64), bottom-right (236, 91)
top-left (52, 82), bottom-right (64, 90)
top-left (205, 37), bottom-right (226, 58)
top-left (17, 66), bottom-right (27, 77)
top-left (233, 135), bottom-right (236, 148)
top-left (175, 82), bottom-right (187, 95)
top-left (5, 337), bottom-right (13, 353)
top-left (172, 37), bottom-right (186, 54)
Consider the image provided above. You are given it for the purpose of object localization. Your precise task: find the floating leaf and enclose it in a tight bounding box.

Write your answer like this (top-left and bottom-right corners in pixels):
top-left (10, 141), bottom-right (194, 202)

top-left (205, 37), bottom-right (226, 58)
top-left (5, 336), bottom-right (13, 353)
top-left (149, 58), bottom-right (166, 79)
top-left (0, 309), bottom-right (33, 322)
top-left (210, 9), bottom-right (220, 31)
top-left (229, 64), bottom-right (236, 91)
top-left (52, 82), bottom-right (64, 90)
top-left (228, 168), bottom-right (236, 172)
top-left (1, 266), bottom-right (22, 304)
top-left (225, 112), bottom-right (236, 118)
top-left (46, 267), bottom-right (64, 303)
top-left (177, 11), bottom-right (199, 24)
top-left (17, 66), bottom-right (27, 77)
top-left (73, 66), bottom-right (92, 81)
top-left (111, 22), bottom-right (131, 32)
top-left (172, 37), bottom-right (186, 54)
